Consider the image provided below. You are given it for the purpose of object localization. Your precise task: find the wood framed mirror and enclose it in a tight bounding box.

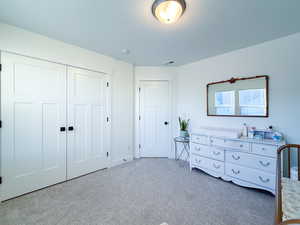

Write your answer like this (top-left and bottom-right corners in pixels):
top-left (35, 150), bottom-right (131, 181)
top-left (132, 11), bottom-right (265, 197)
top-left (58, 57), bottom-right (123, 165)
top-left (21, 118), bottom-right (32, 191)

top-left (207, 75), bottom-right (269, 117)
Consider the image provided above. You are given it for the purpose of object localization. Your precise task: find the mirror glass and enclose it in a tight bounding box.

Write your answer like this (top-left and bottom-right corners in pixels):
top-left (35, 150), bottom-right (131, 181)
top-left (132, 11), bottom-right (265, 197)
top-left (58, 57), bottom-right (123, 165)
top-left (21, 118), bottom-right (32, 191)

top-left (207, 76), bottom-right (268, 117)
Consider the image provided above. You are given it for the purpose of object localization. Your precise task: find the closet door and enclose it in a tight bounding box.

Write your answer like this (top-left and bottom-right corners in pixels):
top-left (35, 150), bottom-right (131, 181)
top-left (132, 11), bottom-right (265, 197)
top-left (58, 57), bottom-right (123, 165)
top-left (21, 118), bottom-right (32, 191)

top-left (67, 67), bottom-right (109, 179)
top-left (0, 52), bottom-right (67, 201)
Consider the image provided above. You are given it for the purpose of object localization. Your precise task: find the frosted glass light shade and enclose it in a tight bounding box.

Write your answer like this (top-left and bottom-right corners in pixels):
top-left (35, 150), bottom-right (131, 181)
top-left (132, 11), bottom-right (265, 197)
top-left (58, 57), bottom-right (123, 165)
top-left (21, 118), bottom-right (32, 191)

top-left (152, 0), bottom-right (186, 24)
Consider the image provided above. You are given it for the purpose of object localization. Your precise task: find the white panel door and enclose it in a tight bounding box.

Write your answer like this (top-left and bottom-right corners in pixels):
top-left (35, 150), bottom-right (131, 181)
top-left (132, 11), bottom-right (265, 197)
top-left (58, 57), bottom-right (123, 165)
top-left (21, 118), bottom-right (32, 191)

top-left (67, 67), bottom-right (109, 179)
top-left (0, 52), bottom-right (67, 201)
top-left (139, 81), bottom-right (171, 157)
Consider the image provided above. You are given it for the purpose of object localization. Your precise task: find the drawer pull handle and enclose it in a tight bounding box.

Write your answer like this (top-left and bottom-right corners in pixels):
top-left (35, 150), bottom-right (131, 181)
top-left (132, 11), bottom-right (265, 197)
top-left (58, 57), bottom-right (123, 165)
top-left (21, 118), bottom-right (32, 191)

top-left (213, 151), bottom-right (221, 156)
top-left (259, 161), bottom-right (270, 167)
top-left (195, 159), bottom-right (201, 163)
top-left (232, 169), bottom-right (240, 175)
top-left (262, 148), bottom-right (266, 151)
top-left (240, 144), bottom-right (243, 148)
top-left (210, 140), bottom-right (214, 143)
top-left (195, 147), bottom-right (201, 151)
top-left (232, 155), bottom-right (240, 160)
top-left (259, 176), bottom-right (270, 183)
top-left (213, 163), bottom-right (221, 169)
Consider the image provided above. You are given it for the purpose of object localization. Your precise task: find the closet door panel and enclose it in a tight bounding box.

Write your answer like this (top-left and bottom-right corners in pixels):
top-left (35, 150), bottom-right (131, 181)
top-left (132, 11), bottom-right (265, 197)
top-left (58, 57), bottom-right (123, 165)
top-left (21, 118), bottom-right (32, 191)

top-left (1, 52), bottom-right (67, 201)
top-left (73, 104), bottom-right (89, 162)
top-left (67, 67), bottom-right (109, 179)
top-left (91, 105), bottom-right (104, 157)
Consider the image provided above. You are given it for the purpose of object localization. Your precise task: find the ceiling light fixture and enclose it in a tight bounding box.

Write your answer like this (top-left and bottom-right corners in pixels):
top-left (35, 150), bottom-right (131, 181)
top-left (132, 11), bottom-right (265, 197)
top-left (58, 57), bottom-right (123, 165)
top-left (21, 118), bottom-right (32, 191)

top-left (152, 0), bottom-right (186, 24)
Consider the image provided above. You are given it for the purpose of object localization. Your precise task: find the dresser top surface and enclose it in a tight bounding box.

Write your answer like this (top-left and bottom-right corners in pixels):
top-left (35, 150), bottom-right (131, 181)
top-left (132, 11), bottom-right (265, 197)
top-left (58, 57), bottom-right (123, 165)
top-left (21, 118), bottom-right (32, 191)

top-left (191, 132), bottom-right (285, 146)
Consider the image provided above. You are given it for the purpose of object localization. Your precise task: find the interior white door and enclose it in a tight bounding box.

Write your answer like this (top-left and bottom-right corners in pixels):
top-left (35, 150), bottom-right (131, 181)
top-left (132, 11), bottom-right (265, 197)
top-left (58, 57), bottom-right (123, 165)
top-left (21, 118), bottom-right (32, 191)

top-left (139, 81), bottom-right (171, 157)
top-left (67, 67), bottom-right (109, 179)
top-left (0, 52), bottom-right (67, 201)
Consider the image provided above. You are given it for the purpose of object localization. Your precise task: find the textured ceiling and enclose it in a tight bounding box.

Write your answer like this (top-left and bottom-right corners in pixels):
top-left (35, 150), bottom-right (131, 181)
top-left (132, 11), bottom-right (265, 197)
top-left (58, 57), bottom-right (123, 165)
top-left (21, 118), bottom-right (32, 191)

top-left (0, 0), bottom-right (300, 66)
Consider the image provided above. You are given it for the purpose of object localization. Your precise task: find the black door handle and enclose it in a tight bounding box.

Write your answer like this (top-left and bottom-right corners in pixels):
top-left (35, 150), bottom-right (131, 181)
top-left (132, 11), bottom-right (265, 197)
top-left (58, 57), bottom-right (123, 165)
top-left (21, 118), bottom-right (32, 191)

top-left (68, 126), bottom-right (74, 131)
top-left (60, 127), bottom-right (66, 132)
top-left (164, 121), bottom-right (169, 125)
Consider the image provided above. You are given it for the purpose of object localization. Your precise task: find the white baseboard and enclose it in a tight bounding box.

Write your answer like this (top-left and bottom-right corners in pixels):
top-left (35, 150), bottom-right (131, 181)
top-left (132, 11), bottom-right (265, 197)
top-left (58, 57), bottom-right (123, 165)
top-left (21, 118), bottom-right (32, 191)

top-left (109, 156), bottom-right (134, 168)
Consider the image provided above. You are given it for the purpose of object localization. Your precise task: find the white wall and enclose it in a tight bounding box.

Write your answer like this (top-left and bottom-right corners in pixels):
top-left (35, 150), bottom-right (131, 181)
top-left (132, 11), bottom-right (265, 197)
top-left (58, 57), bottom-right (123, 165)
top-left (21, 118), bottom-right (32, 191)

top-left (177, 32), bottom-right (300, 145)
top-left (0, 23), bottom-right (134, 166)
top-left (135, 66), bottom-right (177, 80)
top-left (111, 60), bottom-right (134, 165)
top-left (0, 23), bottom-right (114, 74)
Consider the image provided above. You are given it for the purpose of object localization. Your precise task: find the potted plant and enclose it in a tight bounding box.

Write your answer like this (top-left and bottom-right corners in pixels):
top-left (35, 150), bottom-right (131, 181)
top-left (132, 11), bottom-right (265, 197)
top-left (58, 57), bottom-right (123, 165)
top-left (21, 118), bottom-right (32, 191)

top-left (178, 117), bottom-right (190, 137)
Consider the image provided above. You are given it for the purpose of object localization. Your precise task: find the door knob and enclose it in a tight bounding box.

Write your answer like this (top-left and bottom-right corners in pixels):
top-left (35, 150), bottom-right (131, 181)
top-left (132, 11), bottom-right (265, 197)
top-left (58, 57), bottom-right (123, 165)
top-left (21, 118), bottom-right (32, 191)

top-left (68, 126), bottom-right (74, 131)
top-left (164, 121), bottom-right (169, 125)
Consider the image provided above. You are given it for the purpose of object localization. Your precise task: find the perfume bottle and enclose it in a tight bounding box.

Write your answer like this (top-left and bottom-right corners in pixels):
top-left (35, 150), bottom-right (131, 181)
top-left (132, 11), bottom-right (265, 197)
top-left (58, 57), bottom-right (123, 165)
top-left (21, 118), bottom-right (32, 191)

top-left (248, 127), bottom-right (255, 139)
top-left (242, 123), bottom-right (248, 137)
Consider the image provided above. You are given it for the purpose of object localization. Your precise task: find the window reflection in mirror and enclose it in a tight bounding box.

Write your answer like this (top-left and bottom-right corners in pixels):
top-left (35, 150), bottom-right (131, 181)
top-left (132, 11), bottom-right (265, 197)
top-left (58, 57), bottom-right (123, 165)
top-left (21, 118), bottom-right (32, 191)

top-left (239, 89), bottom-right (266, 116)
top-left (207, 76), bottom-right (268, 117)
top-left (214, 91), bottom-right (235, 115)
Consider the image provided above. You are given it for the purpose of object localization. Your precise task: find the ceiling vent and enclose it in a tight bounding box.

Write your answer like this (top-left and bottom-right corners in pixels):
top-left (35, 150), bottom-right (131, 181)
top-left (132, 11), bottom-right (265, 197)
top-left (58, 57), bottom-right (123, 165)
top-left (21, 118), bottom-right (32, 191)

top-left (164, 60), bottom-right (175, 66)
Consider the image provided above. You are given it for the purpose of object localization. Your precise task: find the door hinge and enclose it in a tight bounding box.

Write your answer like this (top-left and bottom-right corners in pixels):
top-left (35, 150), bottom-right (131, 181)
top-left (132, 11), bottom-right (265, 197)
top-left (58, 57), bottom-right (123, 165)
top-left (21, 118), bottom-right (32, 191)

top-left (139, 115), bottom-right (141, 120)
top-left (0, 64), bottom-right (2, 72)
top-left (0, 120), bottom-right (2, 128)
top-left (0, 176), bottom-right (2, 184)
top-left (138, 87), bottom-right (141, 92)
top-left (106, 152), bottom-right (109, 157)
top-left (139, 144), bottom-right (141, 149)
top-left (107, 82), bottom-right (109, 87)
top-left (106, 117), bottom-right (109, 122)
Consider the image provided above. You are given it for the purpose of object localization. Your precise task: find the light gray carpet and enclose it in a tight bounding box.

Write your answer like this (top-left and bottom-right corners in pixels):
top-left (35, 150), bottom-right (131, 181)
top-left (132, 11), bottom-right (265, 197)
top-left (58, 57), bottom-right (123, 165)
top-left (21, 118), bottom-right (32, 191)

top-left (0, 158), bottom-right (274, 225)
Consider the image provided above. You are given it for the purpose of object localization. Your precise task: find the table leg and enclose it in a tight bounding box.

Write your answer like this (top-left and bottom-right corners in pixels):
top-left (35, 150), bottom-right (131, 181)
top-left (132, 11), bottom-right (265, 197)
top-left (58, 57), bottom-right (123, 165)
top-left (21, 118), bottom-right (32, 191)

top-left (183, 143), bottom-right (190, 161)
top-left (175, 141), bottom-right (178, 160)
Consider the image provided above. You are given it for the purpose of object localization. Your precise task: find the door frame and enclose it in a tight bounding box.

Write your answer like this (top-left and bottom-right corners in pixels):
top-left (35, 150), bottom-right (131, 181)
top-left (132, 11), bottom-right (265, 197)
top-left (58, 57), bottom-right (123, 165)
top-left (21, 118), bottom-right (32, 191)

top-left (0, 51), bottom-right (112, 200)
top-left (134, 73), bottom-right (174, 159)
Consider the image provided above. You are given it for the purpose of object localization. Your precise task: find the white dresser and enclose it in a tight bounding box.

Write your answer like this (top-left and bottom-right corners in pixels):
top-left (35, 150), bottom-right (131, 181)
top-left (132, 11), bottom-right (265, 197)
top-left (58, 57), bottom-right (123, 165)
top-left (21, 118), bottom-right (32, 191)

top-left (190, 131), bottom-right (285, 194)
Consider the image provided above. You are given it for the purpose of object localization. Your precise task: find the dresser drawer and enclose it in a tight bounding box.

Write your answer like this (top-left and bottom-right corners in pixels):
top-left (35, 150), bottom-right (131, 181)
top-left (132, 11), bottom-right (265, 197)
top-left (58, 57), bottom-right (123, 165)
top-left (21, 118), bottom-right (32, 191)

top-left (252, 143), bottom-right (278, 158)
top-left (190, 143), bottom-right (210, 156)
top-left (191, 143), bottom-right (224, 161)
top-left (225, 163), bottom-right (275, 190)
top-left (191, 154), bottom-right (224, 174)
top-left (210, 137), bottom-right (250, 152)
top-left (210, 137), bottom-right (226, 147)
top-left (226, 151), bottom-right (276, 173)
top-left (209, 147), bottom-right (224, 161)
top-left (191, 134), bottom-right (209, 145)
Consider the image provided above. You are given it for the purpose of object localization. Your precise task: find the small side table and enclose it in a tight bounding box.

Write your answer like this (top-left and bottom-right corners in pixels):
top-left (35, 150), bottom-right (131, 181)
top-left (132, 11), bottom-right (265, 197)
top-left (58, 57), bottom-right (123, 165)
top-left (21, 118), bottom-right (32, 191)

top-left (174, 136), bottom-right (190, 161)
